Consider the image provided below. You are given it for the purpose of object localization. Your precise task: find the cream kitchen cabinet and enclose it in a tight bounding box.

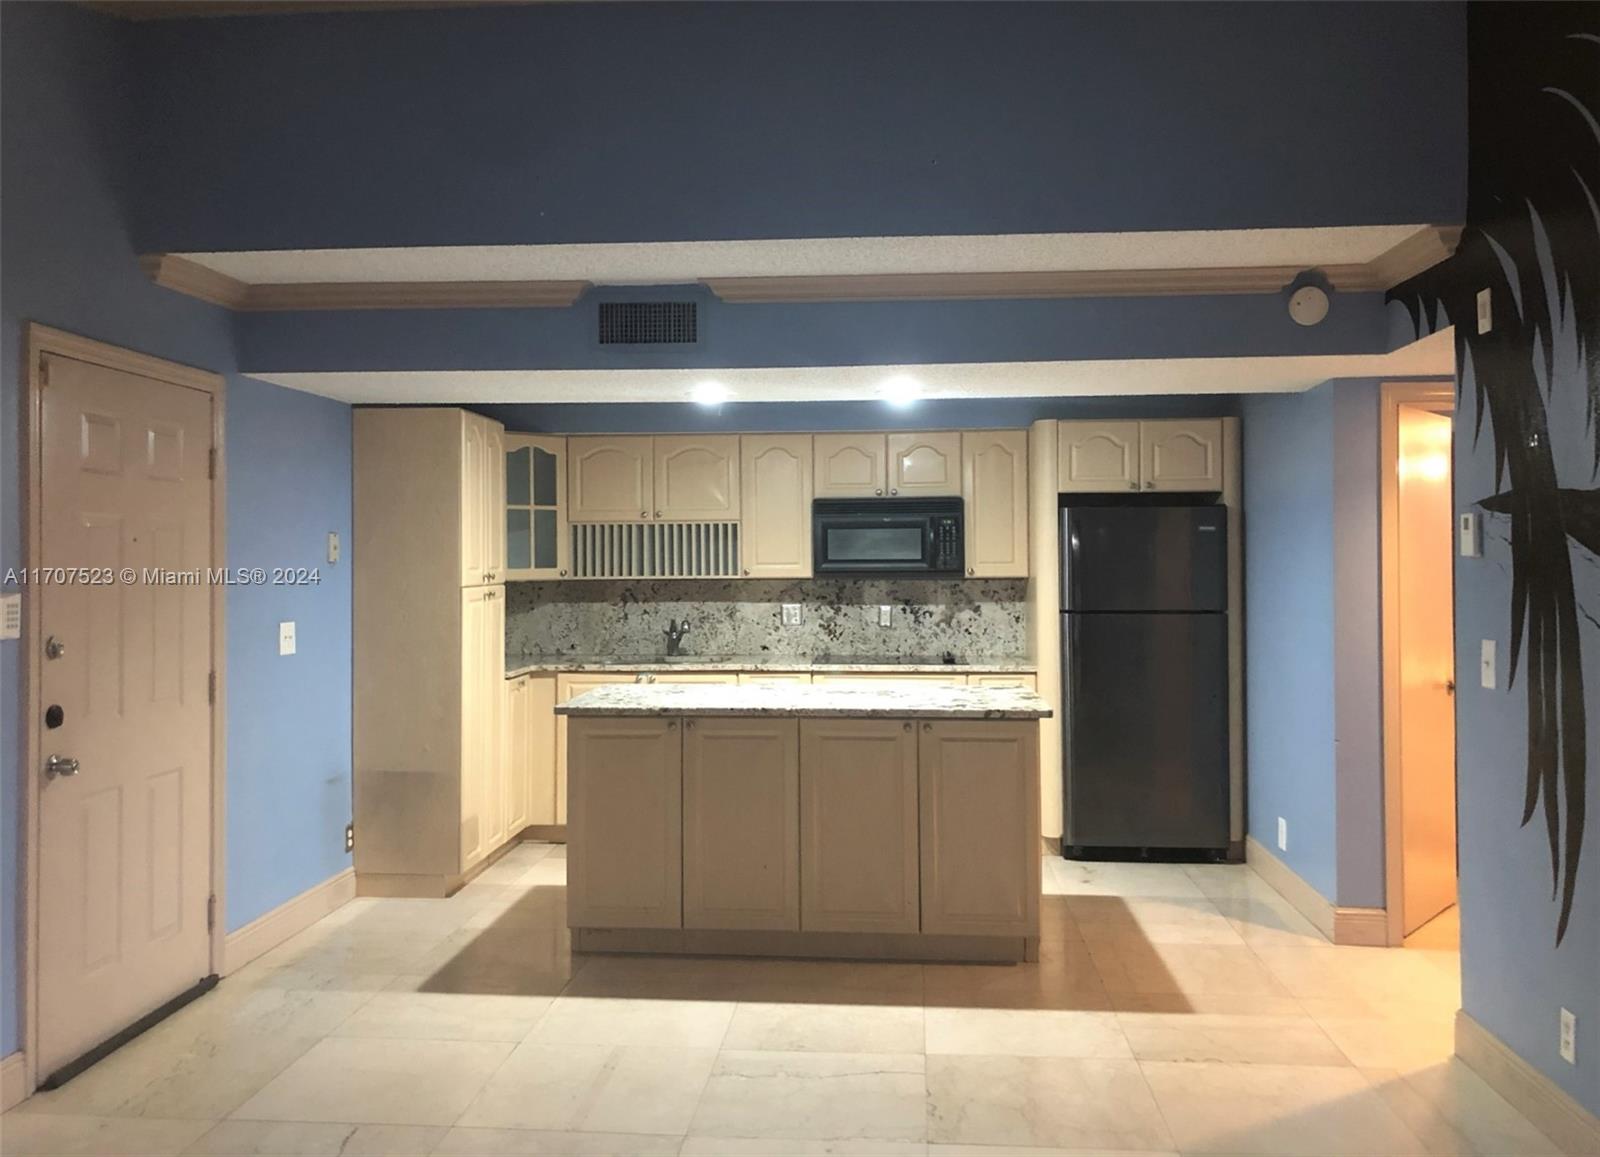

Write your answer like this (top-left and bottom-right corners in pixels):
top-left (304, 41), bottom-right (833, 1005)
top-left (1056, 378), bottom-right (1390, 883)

top-left (505, 435), bottom-right (568, 580)
top-left (459, 584), bottom-right (506, 872)
top-left (811, 673), bottom-right (968, 685)
top-left (354, 407), bottom-right (516, 897)
top-left (1057, 418), bottom-right (1224, 494)
top-left (654, 435), bottom-right (740, 520)
top-left (887, 431), bottom-right (962, 496)
top-left (740, 435), bottom-right (813, 577)
top-left (566, 716), bottom-right (683, 928)
top-left (962, 429), bottom-right (1028, 577)
top-left (1141, 418), bottom-right (1224, 492)
top-left (682, 718), bottom-right (800, 931)
top-left (1058, 420), bottom-right (1141, 493)
top-left (968, 673), bottom-right (1038, 691)
top-left (505, 672), bottom-right (558, 834)
top-left (918, 719), bottom-right (1039, 936)
top-left (739, 672), bottom-right (812, 685)
top-left (555, 673), bottom-right (637, 823)
top-left (798, 718), bottom-right (920, 933)
top-left (813, 433), bottom-right (890, 497)
top-left (568, 436), bottom-right (654, 521)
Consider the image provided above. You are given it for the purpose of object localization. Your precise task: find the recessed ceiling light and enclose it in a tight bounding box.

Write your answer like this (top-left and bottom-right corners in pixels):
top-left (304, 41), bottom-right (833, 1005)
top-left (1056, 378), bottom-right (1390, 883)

top-left (879, 374), bottom-right (922, 408)
top-left (692, 380), bottom-right (731, 406)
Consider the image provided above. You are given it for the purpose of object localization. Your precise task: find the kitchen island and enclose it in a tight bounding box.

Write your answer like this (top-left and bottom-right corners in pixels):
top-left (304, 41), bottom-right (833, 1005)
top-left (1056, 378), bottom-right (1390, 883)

top-left (556, 681), bottom-right (1051, 962)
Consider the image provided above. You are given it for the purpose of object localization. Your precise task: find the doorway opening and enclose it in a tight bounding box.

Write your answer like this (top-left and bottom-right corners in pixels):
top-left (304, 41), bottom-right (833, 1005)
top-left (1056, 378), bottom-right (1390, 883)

top-left (1380, 382), bottom-right (1458, 949)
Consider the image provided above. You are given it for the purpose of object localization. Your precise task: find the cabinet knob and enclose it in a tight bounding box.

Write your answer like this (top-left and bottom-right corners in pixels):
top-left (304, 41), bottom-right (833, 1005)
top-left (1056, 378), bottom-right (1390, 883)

top-left (641, 511), bottom-right (648, 519)
top-left (903, 722), bottom-right (912, 732)
top-left (655, 510), bottom-right (662, 518)
top-left (875, 488), bottom-right (883, 496)
top-left (667, 720), bottom-right (677, 729)
top-left (923, 722), bottom-right (933, 732)
top-left (1127, 481), bottom-right (1138, 491)
top-left (890, 488), bottom-right (898, 495)
top-left (967, 568), bottom-right (975, 576)
top-left (684, 719), bottom-right (694, 729)
top-left (1144, 481), bottom-right (1155, 489)
top-left (743, 568), bottom-right (750, 576)
top-left (559, 569), bottom-right (567, 577)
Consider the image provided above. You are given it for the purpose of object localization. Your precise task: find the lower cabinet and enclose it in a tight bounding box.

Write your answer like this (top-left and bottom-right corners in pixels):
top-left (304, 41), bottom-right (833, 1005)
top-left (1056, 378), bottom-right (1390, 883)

top-left (505, 673), bottom-right (559, 832)
top-left (459, 585), bottom-right (505, 873)
top-left (683, 718), bottom-right (800, 930)
top-left (798, 718), bottom-right (921, 933)
top-left (555, 674), bottom-right (637, 823)
top-left (566, 716), bottom-right (683, 928)
top-left (918, 720), bottom-right (1039, 936)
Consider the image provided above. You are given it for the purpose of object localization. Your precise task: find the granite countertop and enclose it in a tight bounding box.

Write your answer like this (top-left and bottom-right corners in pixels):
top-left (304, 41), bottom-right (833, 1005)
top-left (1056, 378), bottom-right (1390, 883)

top-left (554, 681), bottom-right (1053, 719)
top-left (505, 655), bottom-right (1037, 678)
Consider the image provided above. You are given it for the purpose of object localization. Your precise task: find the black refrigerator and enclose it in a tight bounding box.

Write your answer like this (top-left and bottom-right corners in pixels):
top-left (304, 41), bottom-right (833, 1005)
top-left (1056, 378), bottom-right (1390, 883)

top-left (1061, 504), bottom-right (1229, 854)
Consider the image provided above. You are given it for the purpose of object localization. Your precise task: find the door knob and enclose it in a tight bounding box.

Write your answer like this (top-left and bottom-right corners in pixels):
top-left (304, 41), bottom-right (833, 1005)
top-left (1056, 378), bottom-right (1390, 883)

top-left (45, 636), bottom-right (66, 659)
top-left (1445, 679), bottom-right (1456, 695)
top-left (45, 754), bottom-right (79, 779)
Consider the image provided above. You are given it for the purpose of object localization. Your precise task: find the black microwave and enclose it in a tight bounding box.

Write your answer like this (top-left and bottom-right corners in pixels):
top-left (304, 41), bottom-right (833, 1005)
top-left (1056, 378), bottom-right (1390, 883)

top-left (812, 497), bottom-right (965, 575)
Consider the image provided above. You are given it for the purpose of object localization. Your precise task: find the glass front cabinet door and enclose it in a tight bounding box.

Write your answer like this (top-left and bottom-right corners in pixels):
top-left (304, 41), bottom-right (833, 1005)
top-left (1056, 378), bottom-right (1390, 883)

top-left (505, 434), bottom-right (569, 580)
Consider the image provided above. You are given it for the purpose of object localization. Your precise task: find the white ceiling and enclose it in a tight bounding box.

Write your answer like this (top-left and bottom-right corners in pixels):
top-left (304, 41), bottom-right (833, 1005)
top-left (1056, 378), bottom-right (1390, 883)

top-left (182, 225), bottom-right (1428, 285)
top-left (249, 328), bottom-right (1455, 404)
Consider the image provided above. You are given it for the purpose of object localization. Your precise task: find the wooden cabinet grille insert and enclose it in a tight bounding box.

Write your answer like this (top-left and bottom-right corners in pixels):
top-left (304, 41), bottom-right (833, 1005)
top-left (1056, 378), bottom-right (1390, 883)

top-left (571, 520), bottom-right (741, 578)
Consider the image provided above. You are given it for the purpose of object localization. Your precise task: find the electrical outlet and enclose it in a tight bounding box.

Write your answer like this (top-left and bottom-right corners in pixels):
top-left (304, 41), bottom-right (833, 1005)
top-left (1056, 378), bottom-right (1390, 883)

top-left (1477, 287), bottom-right (1493, 335)
top-left (1560, 1008), bottom-right (1577, 1064)
top-left (344, 823), bottom-right (355, 854)
top-left (327, 532), bottom-right (341, 564)
top-left (1277, 817), bottom-right (1288, 851)
top-left (279, 621), bottom-right (297, 656)
top-left (1480, 639), bottom-right (1496, 689)
top-left (781, 604), bottom-right (803, 627)
top-left (878, 605), bottom-right (893, 627)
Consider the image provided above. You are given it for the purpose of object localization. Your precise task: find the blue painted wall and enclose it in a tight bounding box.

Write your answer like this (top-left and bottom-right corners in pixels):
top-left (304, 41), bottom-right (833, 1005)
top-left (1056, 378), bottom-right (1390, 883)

top-left (125, 2), bottom-right (1465, 251)
top-left (237, 287), bottom-right (1393, 376)
top-left (1243, 387), bottom-right (1340, 900)
top-left (0, 4), bottom-right (355, 1056)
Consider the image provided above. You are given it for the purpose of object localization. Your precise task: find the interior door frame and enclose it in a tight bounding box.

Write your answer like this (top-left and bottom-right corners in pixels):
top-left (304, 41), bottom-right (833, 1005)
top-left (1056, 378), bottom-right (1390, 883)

top-left (1379, 380), bottom-right (1456, 947)
top-left (20, 323), bottom-right (227, 1094)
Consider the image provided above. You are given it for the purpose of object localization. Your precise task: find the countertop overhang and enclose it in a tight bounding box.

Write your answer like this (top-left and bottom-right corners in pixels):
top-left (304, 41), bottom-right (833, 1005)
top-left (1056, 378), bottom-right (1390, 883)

top-left (555, 681), bottom-right (1052, 719)
top-left (507, 656), bottom-right (1037, 678)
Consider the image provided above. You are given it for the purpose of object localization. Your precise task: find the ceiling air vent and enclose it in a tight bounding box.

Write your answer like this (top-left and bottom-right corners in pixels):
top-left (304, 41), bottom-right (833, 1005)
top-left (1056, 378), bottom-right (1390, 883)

top-left (598, 300), bottom-right (699, 345)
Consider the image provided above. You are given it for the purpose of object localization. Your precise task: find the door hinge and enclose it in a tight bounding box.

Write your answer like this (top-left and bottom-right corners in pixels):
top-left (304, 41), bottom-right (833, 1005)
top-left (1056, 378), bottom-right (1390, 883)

top-left (208, 670), bottom-right (217, 705)
top-left (207, 448), bottom-right (217, 480)
top-left (38, 357), bottom-right (50, 387)
top-left (206, 894), bottom-right (217, 932)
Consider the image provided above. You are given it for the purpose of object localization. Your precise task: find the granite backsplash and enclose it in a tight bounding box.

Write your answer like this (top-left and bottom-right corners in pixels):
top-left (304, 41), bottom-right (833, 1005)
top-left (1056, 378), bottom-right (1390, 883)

top-left (505, 578), bottom-right (1029, 662)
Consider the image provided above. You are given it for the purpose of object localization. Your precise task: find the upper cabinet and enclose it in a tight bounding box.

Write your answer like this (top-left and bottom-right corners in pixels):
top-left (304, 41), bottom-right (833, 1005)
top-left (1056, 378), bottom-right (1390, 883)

top-left (887, 432), bottom-right (961, 496)
top-left (1058, 419), bottom-right (1223, 494)
top-left (569, 436), bottom-right (654, 521)
top-left (1058, 421), bottom-right (1140, 493)
top-left (654, 435), bottom-right (741, 520)
top-left (505, 435), bottom-right (568, 580)
top-left (962, 429), bottom-right (1028, 577)
top-left (815, 431), bottom-right (961, 498)
top-left (460, 413), bottom-right (507, 586)
top-left (814, 433), bottom-right (889, 498)
top-left (741, 434), bottom-right (813, 578)
top-left (1141, 419), bottom-right (1224, 492)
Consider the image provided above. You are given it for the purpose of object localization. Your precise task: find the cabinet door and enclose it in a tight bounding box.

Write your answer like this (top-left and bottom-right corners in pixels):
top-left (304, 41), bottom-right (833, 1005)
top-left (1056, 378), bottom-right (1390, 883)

top-left (459, 416), bottom-right (488, 585)
top-left (526, 674), bottom-right (558, 826)
top-left (566, 716), bottom-right (683, 929)
top-left (481, 587), bottom-right (508, 854)
top-left (555, 673), bottom-right (638, 823)
top-left (919, 720), bottom-right (1038, 936)
top-left (887, 431), bottom-right (961, 496)
top-left (1058, 421), bottom-right (1141, 494)
top-left (798, 718), bottom-right (919, 933)
top-left (460, 585), bottom-right (503, 869)
top-left (740, 435), bottom-right (813, 578)
top-left (503, 676), bottom-right (531, 836)
top-left (1140, 419), bottom-right (1224, 492)
top-left (652, 672), bottom-right (740, 685)
top-left (506, 435), bottom-right (569, 580)
top-left (813, 433), bottom-right (887, 498)
top-left (738, 672), bottom-right (812, 685)
top-left (654, 435), bottom-right (740, 520)
top-left (483, 421), bottom-right (507, 582)
top-left (811, 673), bottom-right (967, 685)
top-left (683, 718), bottom-right (800, 931)
top-left (569, 436), bottom-right (654, 521)
top-left (962, 429), bottom-right (1029, 577)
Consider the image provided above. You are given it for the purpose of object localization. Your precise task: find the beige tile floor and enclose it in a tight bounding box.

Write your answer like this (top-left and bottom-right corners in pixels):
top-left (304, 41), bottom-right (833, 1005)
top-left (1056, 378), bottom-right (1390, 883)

top-left (1, 843), bottom-right (1559, 1157)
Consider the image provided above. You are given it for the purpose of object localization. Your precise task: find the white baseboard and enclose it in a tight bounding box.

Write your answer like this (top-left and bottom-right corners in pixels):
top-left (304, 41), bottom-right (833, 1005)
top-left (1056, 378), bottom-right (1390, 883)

top-left (223, 867), bottom-right (356, 975)
top-left (1, 1051), bottom-right (27, 1111)
top-left (1244, 835), bottom-right (1335, 940)
top-left (1456, 1010), bottom-right (1600, 1157)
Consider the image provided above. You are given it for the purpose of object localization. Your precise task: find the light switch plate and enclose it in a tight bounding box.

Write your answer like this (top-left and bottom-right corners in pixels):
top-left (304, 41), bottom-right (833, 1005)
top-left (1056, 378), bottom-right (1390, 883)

top-left (878, 605), bottom-right (893, 627)
top-left (279, 621), bottom-right (297, 656)
top-left (1480, 639), bottom-right (1496, 689)
top-left (1477, 287), bottom-right (1493, 335)
top-left (327, 532), bottom-right (341, 564)
top-left (1560, 1008), bottom-right (1577, 1064)
top-left (1277, 817), bottom-right (1288, 851)
top-left (781, 604), bottom-right (802, 627)
top-left (0, 593), bottom-right (20, 641)
top-left (1459, 512), bottom-right (1480, 557)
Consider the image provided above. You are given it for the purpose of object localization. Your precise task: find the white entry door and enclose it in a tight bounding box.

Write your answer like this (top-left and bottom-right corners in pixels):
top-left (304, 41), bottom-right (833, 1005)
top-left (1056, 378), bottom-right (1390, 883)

top-left (36, 348), bottom-right (216, 1077)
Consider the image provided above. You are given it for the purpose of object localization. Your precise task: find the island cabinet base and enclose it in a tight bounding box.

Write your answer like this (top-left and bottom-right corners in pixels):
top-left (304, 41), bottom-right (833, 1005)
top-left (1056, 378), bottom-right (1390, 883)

top-left (566, 715), bottom-right (1041, 963)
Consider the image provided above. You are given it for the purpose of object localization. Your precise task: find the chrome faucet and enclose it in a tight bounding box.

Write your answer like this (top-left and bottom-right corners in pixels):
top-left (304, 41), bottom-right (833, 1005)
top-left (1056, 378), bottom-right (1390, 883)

top-left (664, 619), bottom-right (691, 657)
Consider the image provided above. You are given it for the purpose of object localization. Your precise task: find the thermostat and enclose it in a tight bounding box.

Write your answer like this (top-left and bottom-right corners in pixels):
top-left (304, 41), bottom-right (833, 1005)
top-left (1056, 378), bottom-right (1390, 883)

top-left (1459, 512), bottom-right (1480, 557)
